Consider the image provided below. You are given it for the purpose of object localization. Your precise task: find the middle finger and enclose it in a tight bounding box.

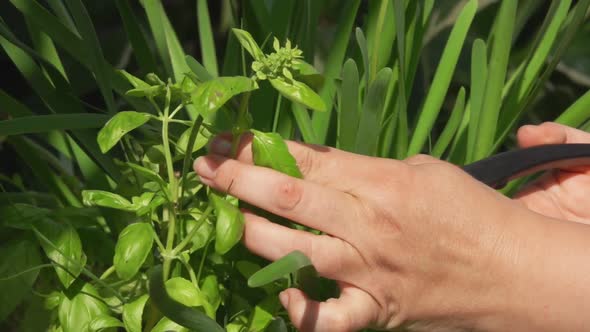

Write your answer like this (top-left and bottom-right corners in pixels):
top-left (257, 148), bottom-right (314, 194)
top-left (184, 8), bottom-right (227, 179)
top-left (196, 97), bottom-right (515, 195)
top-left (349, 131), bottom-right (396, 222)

top-left (194, 154), bottom-right (358, 237)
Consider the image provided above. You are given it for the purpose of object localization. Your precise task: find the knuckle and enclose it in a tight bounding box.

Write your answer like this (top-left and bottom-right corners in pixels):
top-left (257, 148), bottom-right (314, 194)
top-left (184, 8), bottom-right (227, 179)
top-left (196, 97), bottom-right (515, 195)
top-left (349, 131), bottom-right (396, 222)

top-left (274, 178), bottom-right (304, 211)
top-left (404, 153), bottom-right (435, 165)
top-left (327, 310), bottom-right (352, 331)
top-left (295, 147), bottom-right (317, 176)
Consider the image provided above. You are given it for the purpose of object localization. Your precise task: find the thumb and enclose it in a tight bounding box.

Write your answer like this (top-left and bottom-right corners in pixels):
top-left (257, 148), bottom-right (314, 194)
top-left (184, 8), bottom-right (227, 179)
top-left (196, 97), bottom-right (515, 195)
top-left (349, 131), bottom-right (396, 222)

top-left (279, 286), bottom-right (382, 332)
top-left (517, 122), bottom-right (590, 147)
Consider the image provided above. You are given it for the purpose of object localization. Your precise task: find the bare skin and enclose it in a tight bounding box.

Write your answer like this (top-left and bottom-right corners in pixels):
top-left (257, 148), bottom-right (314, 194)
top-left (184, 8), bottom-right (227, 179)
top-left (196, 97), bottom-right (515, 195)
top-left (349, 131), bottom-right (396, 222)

top-left (194, 122), bottom-right (590, 332)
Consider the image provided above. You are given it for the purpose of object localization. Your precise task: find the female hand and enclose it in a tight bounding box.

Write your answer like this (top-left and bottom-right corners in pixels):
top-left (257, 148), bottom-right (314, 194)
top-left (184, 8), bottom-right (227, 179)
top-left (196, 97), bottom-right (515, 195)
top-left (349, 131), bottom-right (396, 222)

top-left (194, 134), bottom-right (590, 332)
top-left (515, 122), bottom-right (590, 225)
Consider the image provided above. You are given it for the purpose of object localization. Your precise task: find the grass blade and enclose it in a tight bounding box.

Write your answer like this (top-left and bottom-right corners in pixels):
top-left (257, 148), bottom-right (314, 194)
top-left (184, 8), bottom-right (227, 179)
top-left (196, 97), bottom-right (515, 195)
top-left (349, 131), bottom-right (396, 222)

top-left (291, 104), bottom-right (318, 144)
top-left (0, 90), bottom-right (34, 118)
top-left (432, 87), bottom-right (466, 158)
top-left (311, 0), bottom-right (361, 143)
top-left (197, 0), bottom-right (219, 77)
top-left (115, 0), bottom-right (158, 74)
top-left (466, 39), bottom-right (487, 163)
top-left (0, 114), bottom-right (109, 136)
top-left (556, 89), bottom-right (590, 127)
top-left (407, 0), bottom-right (477, 156)
top-left (64, 0), bottom-right (116, 113)
top-left (355, 68), bottom-right (392, 156)
top-left (337, 59), bottom-right (360, 152)
top-left (24, 18), bottom-right (68, 80)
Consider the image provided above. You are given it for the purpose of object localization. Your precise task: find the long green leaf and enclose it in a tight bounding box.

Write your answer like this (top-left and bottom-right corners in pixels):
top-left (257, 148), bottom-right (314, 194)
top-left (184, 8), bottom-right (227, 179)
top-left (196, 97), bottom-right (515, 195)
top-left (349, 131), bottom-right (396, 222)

top-left (466, 39), bottom-right (487, 163)
top-left (432, 87), bottom-right (466, 158)
top-left (407, 0), bottom-right (477, 156)
top-left (115, 0), bottom-right (158, 74)
top-left (311, 0), bottom-right (361, 142)
top-left (197, 0), bottom-right (218, 77)
top-left (248, 251), bottom-right (312, 288)
top-left (556, 89), bottom-right (590, 127)
top-left (64, 0), bottom-right (116, 114)
top-left (337, 59), bottom-right (360, 151)
top-left (355, 68), bottom-right (392, 156)
top-left (0, 114), bottom-right (109, 136)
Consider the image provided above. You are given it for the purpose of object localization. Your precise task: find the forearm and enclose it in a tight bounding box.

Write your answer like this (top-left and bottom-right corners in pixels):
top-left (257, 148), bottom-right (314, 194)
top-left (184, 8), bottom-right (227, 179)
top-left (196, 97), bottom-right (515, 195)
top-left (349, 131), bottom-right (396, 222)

top-left (490, 213), bottom-right (590, 331)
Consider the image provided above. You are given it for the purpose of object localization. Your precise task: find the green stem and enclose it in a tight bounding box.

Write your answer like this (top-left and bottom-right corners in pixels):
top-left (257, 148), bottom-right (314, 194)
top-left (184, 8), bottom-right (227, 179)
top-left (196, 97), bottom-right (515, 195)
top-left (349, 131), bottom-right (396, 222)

top-left (99, 266), bottom-right (115, 280)
top-left (171, 205), bottom-right (214, 255)
top-left (272, 94), bottom-right (283, 132)
top-left (161, 87), bottom-right (179, 280)
top-left (196, 234), bottom-right (214, 282)
top-left (181, 259), bottom-right (199, 290)
top-left (231, 92), bottom-right (252, 157)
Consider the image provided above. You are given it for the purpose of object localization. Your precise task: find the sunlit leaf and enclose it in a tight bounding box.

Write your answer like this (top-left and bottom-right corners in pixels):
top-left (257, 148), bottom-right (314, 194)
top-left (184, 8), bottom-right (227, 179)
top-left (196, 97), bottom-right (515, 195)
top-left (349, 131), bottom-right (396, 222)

top-left (113, 223), bottom-right (153, 280)
top-left (191, 76), bottom-right (258, 114)
top-left (248, 250), bottom-right (312, 288)
top-left (231, 28), bottom-right (265, 60)
top-left (269, 77), bottom-right (326, 112)
top-left (123, 294), bottom-right (148, 332)
top-left (210, 193), bottom-right (244, 255)
top-left (58, 283), bottom-right (109, 332)
top-left (82, 190), bottom-right (135, 211)
top-left (251, 130), bottom-right (302, 178)
top-left (97, 111), bottom-right (152, 153)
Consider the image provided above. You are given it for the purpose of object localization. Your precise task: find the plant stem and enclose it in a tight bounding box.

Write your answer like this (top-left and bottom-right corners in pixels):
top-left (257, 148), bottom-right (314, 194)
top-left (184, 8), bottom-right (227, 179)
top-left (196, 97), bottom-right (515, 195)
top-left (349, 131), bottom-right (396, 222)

top-left (161, 87), bottom-right (179, 280)
top-left (99, 266), bottom-right (115, 280)
top-left (171, 205), bottom-right (214, 255)
top-left (196, 234), bottom-right (214, 282)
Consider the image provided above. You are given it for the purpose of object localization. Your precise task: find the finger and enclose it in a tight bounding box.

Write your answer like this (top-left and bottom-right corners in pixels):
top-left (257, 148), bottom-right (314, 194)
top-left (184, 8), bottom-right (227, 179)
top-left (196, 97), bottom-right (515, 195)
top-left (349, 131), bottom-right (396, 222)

top-left (279, 286), bottom-right (380, 332)
top-left (517, 122), bottom-right (590, 147)
top-left (194, 155), bottom-right (358, 236)
top-left (404, 154), bottom-right (446, 166)
top-left (208, 133), bottom-right (371, 190)
top-left (242, 212), bottom-right (359, 280)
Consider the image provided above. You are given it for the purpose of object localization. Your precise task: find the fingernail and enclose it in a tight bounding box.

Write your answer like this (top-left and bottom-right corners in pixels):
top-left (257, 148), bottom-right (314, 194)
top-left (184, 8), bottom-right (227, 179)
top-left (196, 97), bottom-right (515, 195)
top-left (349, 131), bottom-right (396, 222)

top-left (209, 137), bottom-right (232, 156)
top-left (194, 156), bottom-right (218, 179)
top-left (279, 291), bottom-right (289, 307)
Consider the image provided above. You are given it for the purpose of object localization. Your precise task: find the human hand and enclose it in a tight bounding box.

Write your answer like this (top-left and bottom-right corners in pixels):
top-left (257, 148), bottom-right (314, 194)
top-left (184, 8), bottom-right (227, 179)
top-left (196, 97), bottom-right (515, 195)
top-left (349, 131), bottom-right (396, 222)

top-left (515, 122), bottom-right (590, 225)
top-left (194, 135), bottom-right (540, 331)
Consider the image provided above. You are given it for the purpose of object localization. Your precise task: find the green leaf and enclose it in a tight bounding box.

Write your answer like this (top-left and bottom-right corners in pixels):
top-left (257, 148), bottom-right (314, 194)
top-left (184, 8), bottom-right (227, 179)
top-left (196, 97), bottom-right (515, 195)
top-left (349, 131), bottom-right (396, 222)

top-left (113, 223), bottom-right (154, 280)
top-left (354, 67), bottom-right (392, 156)
top-left (87, 315), bottom-right (124, 331)
top-left (200, 274), bottom-right (221, 315)
top-left (250, 130), bottom-right (302, 178)
top-left (292, 60), bottom-right (325, 90)
top-left (248, 296), bottom-right (281, 332)
top-left (126, 163), bottom-right (168, 190)
top-left (0, 239), bottom-right (42, 321)
top-left (122, 295), bottom-right (148, 332)
top-left (266, 317), bottom-right (288, 332)
top-left (0, 203), bottom-right (50, 229)
top-left (556, 89), bottom-right (590, 127)
top-left (82, 190), bottom-right (135, 211)
top-left (185, 213), bottom-right (213, 252)
top-left (196, 0), bottom-right (218, 77)
top-left (58, 283), bottom-right (109, 332)
top-left (175, 126), bottom-right (209, 155)
top-left (148, 265), bottom-right (224, 332)
top-left (166, 277), bottom-right (206, 308)
top-left (97, 111), bottom-right (152, 153)
top-left (466, 39), bottom-right (488, 163)
top-left (35, 219), bottom-right (86, 288)
top-left (407, 0), bottom-right (477, 156)
top-left (210, 193), bottom-right (245, 255)
top-left (0, 114), bottom-right (109, 136)
top-left (473, 0), bottom-right (517, 160)
top-left (248, 250), bottom-right (312, 288)
top-left (115, 0), bottom-right (158, 73)
top-left (432, 87), bottom-right (466, 158)
top-left (191, 76), bottom-right (258, 114)
top-left (231, 28), bottom-right (265, 61)
top-left (338, 59), bottom-right (360, 152)
top-left (269, 78), bottom-right (326, 112)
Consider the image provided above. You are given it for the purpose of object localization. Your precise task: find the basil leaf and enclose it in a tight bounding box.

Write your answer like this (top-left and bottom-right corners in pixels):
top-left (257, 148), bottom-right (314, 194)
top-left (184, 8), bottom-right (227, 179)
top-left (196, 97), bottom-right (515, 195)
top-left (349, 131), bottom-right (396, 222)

top-left (0, 239), bottom-right (42, 321)
top-left (210, 193), bottom-right (245, 255)
top-left (97, 111), bottom-right (152, 153)
top-left (87, 315), bottom-right (124, 332)
top-left (292, 60), bottom-right (325, 90)
top-left (118, 70), bottom-right (151, 89)
top-left (269, 77), bottom-right (326, 112)
top-left (151, 317), bottom-right (188, 332)
top-left (248, 250), bottom-right (311, 288)
top-left (266, 317), bottom-right (288, 332)
top-left (248, 296), bottom-right (281, 332)
top-left (126, 163), bottom-right (167, 189)
top-left (122, 295), bottom-right (149, 332)
top-left (58, 283), bottom-right (109, 332)
top-left (82, 190), bottom-right (135, 211)
top-left (148, 265), bottom-right (224, 332)
top-left (35, 219), bottom-right (86, 288)
top-left (231, 28), bottom-right (265, 61)
top-left (165, 277), bottom-right (206, 308)
top-left (113, 223), bottom-right (153, 280)
top-left (191, 76), bottom-right (258, 114)
top-left (184, 213), bottom-right (213, 252)
top-left (175, 126), bottom-right (209, 155)
top-left (251, 130), bottom-right (303, 178)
